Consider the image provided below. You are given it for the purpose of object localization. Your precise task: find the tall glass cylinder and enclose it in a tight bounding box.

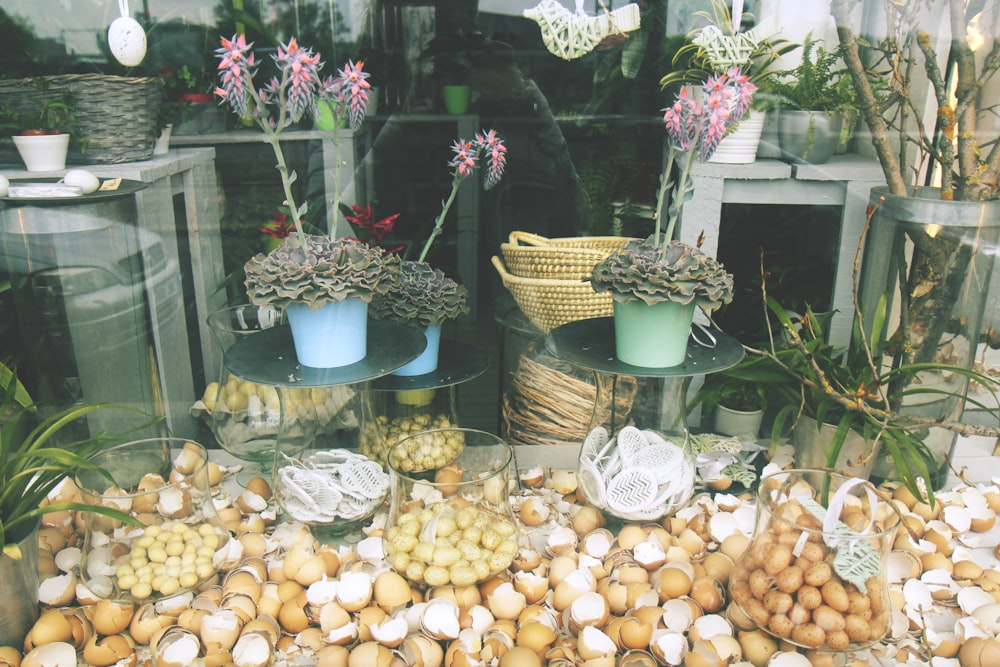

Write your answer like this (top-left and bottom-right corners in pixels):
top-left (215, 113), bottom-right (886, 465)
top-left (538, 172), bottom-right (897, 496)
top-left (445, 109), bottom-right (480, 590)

top-left (858, 187), bottom-right (1000, 488)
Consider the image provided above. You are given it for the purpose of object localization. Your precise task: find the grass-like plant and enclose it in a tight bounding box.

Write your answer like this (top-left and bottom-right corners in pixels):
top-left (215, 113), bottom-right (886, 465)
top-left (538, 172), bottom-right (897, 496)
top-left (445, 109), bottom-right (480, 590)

top-left (1, 364), bottom-right (140, 559)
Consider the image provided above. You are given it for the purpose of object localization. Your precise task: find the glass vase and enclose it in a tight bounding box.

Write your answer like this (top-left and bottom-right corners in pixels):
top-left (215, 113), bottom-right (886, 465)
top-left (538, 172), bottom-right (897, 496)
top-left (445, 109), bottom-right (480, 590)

top-left (359, 386), bottom-right (459, 467)
top-left (729, 469), bottom-right (899, 652)
top-left (270, 382), bottom-right (388, 543)
top-left (577, 372), bottom-right (696, 522)
top-left (76, 438), bottom-right (232, 603)
top-left (384, 429), bottom-right (519, 588)
top-left (205, 304), bottom-right (286, 467)
top-left (858, 187), bottom-right (1000, 489)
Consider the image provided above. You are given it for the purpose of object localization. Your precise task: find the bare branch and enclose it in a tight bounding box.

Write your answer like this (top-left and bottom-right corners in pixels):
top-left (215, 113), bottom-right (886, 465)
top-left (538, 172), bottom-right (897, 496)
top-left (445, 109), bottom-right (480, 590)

top-left (831, 0), bottom-right (907, 194)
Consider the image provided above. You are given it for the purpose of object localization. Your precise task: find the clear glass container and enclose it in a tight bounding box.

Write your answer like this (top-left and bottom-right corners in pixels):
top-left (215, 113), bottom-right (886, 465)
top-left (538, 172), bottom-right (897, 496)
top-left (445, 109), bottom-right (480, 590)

top-left (359, 339), bottom-right (489, 466)
top-left (858, 187), bottom-right (1000, 489)
top-left (271, 382), bottom-right (389, 543)
top-left (729, 469), bottom-right (900, 652)
top-left (579, 372), bottom-right (696, 521)
top-left (205, 304), bottom-right (288, 466)
top-left (384, 429), bottom-right (519, 588)
top-left (545, 318), bottom-right (743, 523)
top-left (76, 438), bottom-right (233, 603)
top-left (360, 387), bottom-right (459, 466)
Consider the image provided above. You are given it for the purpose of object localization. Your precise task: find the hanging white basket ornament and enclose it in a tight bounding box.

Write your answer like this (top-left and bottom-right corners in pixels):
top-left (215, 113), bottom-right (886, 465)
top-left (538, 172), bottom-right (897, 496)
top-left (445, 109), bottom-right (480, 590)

top-left (524, 0), bottom-right (641, 61)
top-left (108, 0), bottom-right (147, 67)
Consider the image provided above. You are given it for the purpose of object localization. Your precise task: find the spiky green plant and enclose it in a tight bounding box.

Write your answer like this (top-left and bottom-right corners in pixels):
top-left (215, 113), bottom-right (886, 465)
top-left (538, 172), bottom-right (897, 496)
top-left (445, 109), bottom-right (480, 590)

top-left (1, 364), bottom-right (140, 559)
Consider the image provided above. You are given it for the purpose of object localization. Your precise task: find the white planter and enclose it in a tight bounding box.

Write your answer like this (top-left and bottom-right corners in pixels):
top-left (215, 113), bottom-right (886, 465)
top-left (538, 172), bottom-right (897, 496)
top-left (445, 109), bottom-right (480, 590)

top-left (153, 124), bottom-right (172, 155)
top-left (713, 404), bottom-right (764, 437)
top-left (11, 133), bottom-right (70, 171)
top-left (709, 111), bottom-right (765, 164)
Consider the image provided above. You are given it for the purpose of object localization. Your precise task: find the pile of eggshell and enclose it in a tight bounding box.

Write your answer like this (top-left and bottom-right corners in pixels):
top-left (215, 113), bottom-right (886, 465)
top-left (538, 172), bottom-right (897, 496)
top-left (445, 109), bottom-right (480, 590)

top-left (4, 456), bottom-right (1000, 667)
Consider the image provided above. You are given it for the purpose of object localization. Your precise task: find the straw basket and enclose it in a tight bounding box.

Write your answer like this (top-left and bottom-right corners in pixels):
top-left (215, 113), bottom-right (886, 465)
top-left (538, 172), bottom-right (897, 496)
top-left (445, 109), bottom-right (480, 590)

top-left (500, 231), bottom-right (633, 280)
top-left (492, 255), bottom-right (614, 332)
top-left (0, 75), bottom-right (163, 164)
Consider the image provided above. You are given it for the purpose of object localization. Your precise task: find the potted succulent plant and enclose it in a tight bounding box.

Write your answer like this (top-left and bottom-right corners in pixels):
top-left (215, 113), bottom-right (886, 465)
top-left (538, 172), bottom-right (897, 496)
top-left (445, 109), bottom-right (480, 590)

top-left (590, 69), bottom-right (747, 367)
top-left (216, 35), bottom-right (388, 368)
top-left (368, 130), bottom-right (506, 376)
top-left (0, 79), bottom-right (78, 171)
top-left (1, 363), bottom-right (137, 647)
top-left (659, 0), bottom-right (797, 163)
top-left (764, 35), bottom-right (860, 164)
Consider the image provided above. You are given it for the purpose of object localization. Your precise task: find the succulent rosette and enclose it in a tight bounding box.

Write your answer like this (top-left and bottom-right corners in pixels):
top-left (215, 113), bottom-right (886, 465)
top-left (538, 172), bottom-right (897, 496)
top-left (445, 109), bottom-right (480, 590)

top-left (244, 235), bottom-right (391, 310)
top-left (370, 260), bottom-right (470, 328)
top-left (591, 237), bottom-right (734, 310)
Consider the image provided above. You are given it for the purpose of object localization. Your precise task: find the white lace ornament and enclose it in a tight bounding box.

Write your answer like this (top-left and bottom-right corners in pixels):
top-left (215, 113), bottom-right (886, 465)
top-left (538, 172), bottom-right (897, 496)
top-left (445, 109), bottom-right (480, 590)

top-left (275, 449), bottom-right (389, 523)
top-left (523, 0), bottom-right (641, 61)
top-left (578, 425), bottom-right (693, 521)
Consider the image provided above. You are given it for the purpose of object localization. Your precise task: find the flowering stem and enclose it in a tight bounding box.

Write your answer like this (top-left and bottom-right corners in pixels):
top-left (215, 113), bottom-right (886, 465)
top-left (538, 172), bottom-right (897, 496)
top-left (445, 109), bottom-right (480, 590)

top-left (653, 147), bottom-right (677, 247)
top-left (418, 178), bottom-right (461, 263)
top-left (246, 71), bottom-right (308, 248)
top-left (662, 147), bottom-right (698, 251)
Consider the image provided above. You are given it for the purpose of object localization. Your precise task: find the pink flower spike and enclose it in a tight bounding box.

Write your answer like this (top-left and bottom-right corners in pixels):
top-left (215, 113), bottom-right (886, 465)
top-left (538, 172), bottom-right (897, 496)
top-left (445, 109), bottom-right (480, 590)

top-left (337, 60), bottom-right (371, 130)
top-left (449, 139), bottom-right (478, 180)
top-left (215, 34), bottom-right (257, 117)
top-left (476, 129), bottom-right (507, 190)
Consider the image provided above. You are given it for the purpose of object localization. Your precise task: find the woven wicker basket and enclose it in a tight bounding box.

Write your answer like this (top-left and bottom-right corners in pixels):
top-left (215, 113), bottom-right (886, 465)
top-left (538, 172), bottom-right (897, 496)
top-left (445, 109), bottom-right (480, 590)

top-left (500, 231), bottom-right (634, 280)
top-left (492, 255), bottom-right (613, 332)
top-left (0, 75), bottom-right (164, 164)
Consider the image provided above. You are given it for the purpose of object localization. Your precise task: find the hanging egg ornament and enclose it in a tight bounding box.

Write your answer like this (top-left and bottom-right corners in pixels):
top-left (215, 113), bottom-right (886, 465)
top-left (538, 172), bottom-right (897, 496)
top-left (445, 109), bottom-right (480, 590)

top-left (107, 1), bottom-right (147, 66)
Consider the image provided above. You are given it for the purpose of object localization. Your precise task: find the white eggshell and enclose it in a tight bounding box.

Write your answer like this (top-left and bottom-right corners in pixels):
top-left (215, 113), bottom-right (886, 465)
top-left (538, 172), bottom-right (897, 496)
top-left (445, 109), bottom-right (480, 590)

top-left (108, 16), bottom-right (147, 67)
top-left (972, 602), bottom-right (1000, 633)
top-left (63, 169), bottom-right (100, 194)
top-left (958, 586), bottom-right (997, 616)
top-left (767, 652), bottom-right (812, 667)
top-left (650, 629), bottom-right (687, 666)
top-left (22, 642), bottom-right (77, 667)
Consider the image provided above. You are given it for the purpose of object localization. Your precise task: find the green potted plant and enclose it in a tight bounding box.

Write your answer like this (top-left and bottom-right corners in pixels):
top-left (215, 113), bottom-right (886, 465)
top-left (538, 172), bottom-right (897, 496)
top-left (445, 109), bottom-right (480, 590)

top-left (0, 79), bottom-right (78, 171)
top-left (216, 34), bottom-right (391, 369)
top-left (732, 290), bottom-right (999, 501)
top-left (0, 364), bottom-right (137, 647)
top-left (658, 0), bottom-right (797, 163)
top-left (166, 64), bottom-right (225, 136)
top-left (764, 35), bottom-right (860, 164)
top-left (688, 361), bottom-right (770, 437)
top-left (590, 70), bottom-right (745, 367)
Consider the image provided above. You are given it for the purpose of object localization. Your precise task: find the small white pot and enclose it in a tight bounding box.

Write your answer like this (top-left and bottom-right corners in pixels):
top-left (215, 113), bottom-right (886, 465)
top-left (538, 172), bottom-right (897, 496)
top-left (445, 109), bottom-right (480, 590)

top-left (12, 133), bottom-right (70, 171)
top-left (713, 404), bottom-right (764, 438)
top-left (709, 110), bottom-right (766, 164)
top-left (154, 124), bottom-right (172, 155)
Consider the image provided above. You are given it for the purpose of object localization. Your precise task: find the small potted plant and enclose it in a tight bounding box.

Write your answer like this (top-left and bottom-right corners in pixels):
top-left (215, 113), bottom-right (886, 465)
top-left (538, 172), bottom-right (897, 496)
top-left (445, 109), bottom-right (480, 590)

top-left (216, 34), bottom-right (389, 368)
top-left (689, 367), bottom-right (769, 437)
top-left (764, 35), bottom-right (861, 164)
top-left (0, 79), bottom-right (78, 171)
top-left (659, 0), bottom-right (797, 163)
top-left (590, 69), bottom-right (747, 367)
top-left (166, 65), bottom-right (225, 136)
top-left (369, 130), bottom-right (507, 376)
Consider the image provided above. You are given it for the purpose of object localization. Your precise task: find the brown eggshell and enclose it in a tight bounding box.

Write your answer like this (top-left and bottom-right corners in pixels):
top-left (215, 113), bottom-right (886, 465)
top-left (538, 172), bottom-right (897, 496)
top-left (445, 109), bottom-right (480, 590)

top-left (82, 634), bottom-right (135, 667)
